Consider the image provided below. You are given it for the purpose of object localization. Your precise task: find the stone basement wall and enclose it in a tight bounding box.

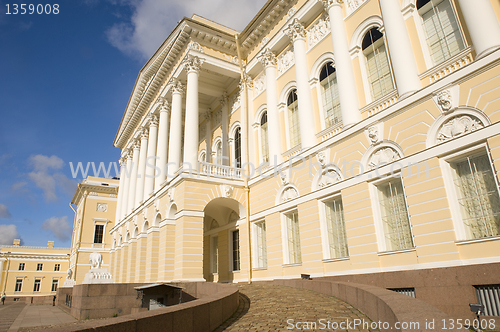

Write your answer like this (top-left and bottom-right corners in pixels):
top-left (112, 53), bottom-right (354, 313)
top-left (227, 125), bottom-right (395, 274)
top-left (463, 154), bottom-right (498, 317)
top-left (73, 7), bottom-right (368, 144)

top-left (274, 279), bottom-right (464, 332)
top-left (48, 282), bottom-right (238, 332)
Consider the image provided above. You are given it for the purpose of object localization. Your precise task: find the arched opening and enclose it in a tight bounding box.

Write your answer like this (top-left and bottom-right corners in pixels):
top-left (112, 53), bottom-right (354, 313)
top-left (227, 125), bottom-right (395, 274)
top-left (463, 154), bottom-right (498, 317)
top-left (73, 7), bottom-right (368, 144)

top-left (287, 89), bottom-right (300, 147)
top-left (260, 111), bottom-right (269, 162)
top-left (319, 61), bottom-right (341, 127)
top-left (203, 197), bottom-right (245, 283)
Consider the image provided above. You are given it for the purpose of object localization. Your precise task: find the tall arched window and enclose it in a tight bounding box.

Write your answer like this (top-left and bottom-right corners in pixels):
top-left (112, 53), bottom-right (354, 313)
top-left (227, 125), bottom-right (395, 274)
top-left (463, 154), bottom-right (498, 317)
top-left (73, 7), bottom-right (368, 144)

top-left (234, 127), bottom-right (241, 168)
top-left (287, 89), bottom-right (301, 147)
top-left (260, 112), bottom-right (269, 162)
top-left (215, 141), bottom-right (222, 164)
top-left (320, 62), bottom-right (341, 127)
top-left (417, 0), bottom-right (464, 66)
top-left (362, 28), bottom-right (394, 100)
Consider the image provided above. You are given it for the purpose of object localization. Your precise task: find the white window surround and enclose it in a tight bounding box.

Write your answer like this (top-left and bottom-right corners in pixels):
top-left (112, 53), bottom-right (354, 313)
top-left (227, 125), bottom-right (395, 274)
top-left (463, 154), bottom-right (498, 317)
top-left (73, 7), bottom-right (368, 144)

top-left (439, 143), bottom-right (500, 241)
top-left (318, 193), bottom-right (349, 260)
top-left (369, 173), bottom-right (414, 253)
top-left (280, 207), bottom-right (302, 265)
top-left (278, 81), bottom-right (299, 151)
top-left (198, 149), bottom-right (206, 163)
top-left (93, 219), bottom-right (108, 245)
top-left (211, 235), bottom-right (218, 274)
top-left (349, 16), bottom-right (396, 105)
top-left (212, 136), bottom-right (223, 164)
top-left (228, 122), bottom-right (241, 167)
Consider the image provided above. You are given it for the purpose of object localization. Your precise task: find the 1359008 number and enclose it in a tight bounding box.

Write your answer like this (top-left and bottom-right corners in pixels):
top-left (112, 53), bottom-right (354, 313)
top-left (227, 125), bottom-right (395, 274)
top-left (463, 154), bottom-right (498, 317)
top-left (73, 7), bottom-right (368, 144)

top-left (5, 4), bottom-right (59, 14)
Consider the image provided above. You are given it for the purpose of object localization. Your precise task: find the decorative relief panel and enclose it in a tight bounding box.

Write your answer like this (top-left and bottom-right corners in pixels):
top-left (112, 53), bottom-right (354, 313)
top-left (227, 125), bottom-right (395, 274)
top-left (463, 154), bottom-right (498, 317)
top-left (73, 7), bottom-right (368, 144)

top-left (346, 0), bottom-right (366, 13)
top-left (96, 203), bottom-right (108, 212)
top-left (307, 15), bottom-right (330, 49)
top-left (364, 122), bottom-right (384, 145)
top-left (437, 115), bottom-right (484, 142)
top-left (281, 187), bottom-right (299, 202)
top-left (368, 147), bottom-right (401, 169)
top-left (318, 168), bottom-right (342, 188)
top-left (277, 49), bottom-right (295, 76)
top-left (231, 90), bottom-right (241, 113)
top-left (220, 184), bottom-right (233, 198)
top-left (254, 73), bottom-right (266, 97)
top-left (187, 42), bottom-right (204, 53)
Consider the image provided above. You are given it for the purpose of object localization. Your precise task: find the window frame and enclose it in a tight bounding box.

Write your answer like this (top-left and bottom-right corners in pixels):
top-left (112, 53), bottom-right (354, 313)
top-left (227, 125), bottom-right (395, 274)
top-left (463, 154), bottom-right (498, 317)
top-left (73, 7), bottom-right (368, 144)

top-left (15, 278), bottom-right (23, 292)
top-left (229, 229), bottom-right (241, 272)
top-left (18, 263), bottom-right (25, 271)
top-left (253, 219), bottom-right (268, 269)
top-left (36, 263), bottom-right (43, 271)
top-left (369, 174), bottom-right (415, 253)
top-left (286, 89), bottom-right (301, 149)
top-left (319, 61), bottom-right (342, 129)
top-left (440, 144), bottom-right (500, 242)
top-left (210, 235), bottom-right (219, 274)
top-left (318, 193), bottom-right (350, 260)
top-left (281, 208), bottom-right (302, 265)
top-left (259, 111), bottom-right (270, 163)
top-left (54, 264), bottom-right (60, 271)
top-left (33, 278), bottom-right (41, 292)
top-left (51, 279), bottom-right (58, 292)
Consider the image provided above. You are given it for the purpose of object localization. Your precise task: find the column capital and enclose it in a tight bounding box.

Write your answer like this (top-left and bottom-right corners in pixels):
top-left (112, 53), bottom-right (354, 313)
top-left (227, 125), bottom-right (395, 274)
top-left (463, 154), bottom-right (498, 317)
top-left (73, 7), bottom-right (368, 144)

top-left (148, 114), bottom-right (159, 127)
top-left (205, 109), bottom-right (212, 121)
top-left (284, 18), bottom-right (306, 42)
top-left (319, 0), bottom-right (343, 11)
top-left (159, 100), bottom-right (171, 114)
top-left (170, 78), bottom-right (185, 95)
top-left (119, 157), bottom-right (126, 167)
top-left (258, 48), bottom-right (277, 68)
top-left (183, 55), bottom-right (204, 74)
top-left (220, 92), bottom-right (228, 106)
top-left (140, 127), bottom-right (149, 140)
top-left (242, 72), bottom-right (253, 89)
top-left (133, 139), bottom-right (141, 150)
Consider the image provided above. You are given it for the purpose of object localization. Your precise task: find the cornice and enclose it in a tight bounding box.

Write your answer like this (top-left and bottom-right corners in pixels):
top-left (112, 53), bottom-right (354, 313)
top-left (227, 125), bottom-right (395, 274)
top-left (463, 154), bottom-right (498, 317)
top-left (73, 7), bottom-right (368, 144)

top-left (113, 18), bottom-right (238, 149)
top-left (71, 183), bottom-right (119, 205)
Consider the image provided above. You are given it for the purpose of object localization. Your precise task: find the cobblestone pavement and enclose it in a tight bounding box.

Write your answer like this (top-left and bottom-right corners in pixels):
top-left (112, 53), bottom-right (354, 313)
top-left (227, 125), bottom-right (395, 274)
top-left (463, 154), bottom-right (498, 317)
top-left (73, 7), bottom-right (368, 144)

top-left (215, 284), bottom-right (375, 332)
top-left (0, 303), bottom-right (26, 332)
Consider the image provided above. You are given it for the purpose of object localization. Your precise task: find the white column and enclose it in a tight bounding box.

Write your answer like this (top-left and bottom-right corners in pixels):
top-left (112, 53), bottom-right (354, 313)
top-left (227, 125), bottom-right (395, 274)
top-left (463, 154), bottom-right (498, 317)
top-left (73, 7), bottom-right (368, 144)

top-left (183, 55), bottom-right (204, 168)
top-left (121, 151), bottom-right (132, 218)
top-left (115, 156), bottom-right (126, 222)
top-left (128, 140), bottom-right (140, 214)
top-left (135, 127), bottom-right (148, 206)
top-left (258, 48), bottom-right (283, 163)
top-left (220, 93), bottom-right (229, 166)
top-left (321, 0), bottom-right (361, 127)
top-left (456, 0), bottom-right (500, 59)
top-left (379, 0), bottom-right (421, 99)
top-left (155, 99), bottom-right (171, 189)
top-left (144, 115), bottom-right (158, 200)
top-left (284, 19), bottom-right (317, 149)
top-left (167, 80), bottom-right (185, 178)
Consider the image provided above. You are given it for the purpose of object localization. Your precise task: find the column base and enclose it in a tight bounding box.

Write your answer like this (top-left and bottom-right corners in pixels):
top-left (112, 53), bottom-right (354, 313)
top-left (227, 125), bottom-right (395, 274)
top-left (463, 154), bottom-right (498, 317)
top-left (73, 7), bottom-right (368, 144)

top-left (476, 45), bottom-right (500, 60)
top-left (398, 89), bottom-right (418, 101)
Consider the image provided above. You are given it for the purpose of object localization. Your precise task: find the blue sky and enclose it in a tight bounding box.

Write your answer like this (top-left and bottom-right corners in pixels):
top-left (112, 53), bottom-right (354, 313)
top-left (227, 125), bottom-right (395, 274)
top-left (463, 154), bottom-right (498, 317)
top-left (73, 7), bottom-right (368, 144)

top-left (0, 0), bottom-right (267, 247)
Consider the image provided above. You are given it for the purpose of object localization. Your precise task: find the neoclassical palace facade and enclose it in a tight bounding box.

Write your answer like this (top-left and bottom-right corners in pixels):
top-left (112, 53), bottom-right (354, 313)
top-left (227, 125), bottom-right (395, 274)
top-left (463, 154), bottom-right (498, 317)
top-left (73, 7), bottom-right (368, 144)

top-left (110, 0), bottom-right (500, 316)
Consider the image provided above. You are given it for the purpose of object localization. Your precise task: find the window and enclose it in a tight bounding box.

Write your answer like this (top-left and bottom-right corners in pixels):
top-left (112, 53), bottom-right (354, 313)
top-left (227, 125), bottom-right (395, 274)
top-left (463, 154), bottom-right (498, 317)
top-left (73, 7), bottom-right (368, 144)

top-left (325, 198), bottom-right (349, 258)
top-left (287, 89), bottom-right (301, 147)
top-left (417, 0), bottom-right (465, 66)
top-left (234, 127), bottom-right (241, 168)
top-left (215, 141), bottom-right (222, 164)
top-left (15, 278), bottom-right (22, 292)
top-left (362, 28), bottom-right (394, 100)
top-left (389, 288), bottom-right (416, 298)
top-left (285, 210), bottom-right (302, 264)
top-left (54, 264), bottom-right (60, 271)
top-left (94, 224), bottom-right (104, 244)
top-left (51, 279), bottom-right (58, 292)
top-left (376, 177), bottom-right (414, 251)
top-left (33, 279), bottom-right (41, 292)
top-left (260, 112), bottom-right (269, 163)
top-left (232, 230), bottom-right (240, 271)
top-left (18, 263), bottom-right (25, 271)
top-left (36, 263), bottom-right (43, 271)
top-left (255, 221), bottom-right (267, 268)
top-left (211, 236), bottom-right (218, 274)
top-left (475, 284), bottom-right (500, 316)
top-left (320, 62), bottom-right (342, 127)
top-left (450, 154), bottom-right (500, 239)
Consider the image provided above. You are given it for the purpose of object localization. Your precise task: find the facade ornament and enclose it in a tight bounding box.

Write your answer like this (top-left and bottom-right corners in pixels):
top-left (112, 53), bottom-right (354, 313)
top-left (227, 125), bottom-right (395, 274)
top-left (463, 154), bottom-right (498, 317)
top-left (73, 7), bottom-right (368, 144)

top-left (254, 73), bottom-right (266, 96)
top-left (280, 170), bottom-right (290, 185)
top-left (149, 114), bottom-right (159, 127)
top-left (346, 0), bottom-right (362, 12)
top-left (258, 48), bottom-right (277, 68)
top-left (140, 127), bottom-right (149, 139)
top-left (228, 211), bottom-right (239, 223)
top-left (222, 54), bottom-right (239, 64)
top-left (277, 49), bottom-right (295, 75)
top-left (156, 96), bottom-right (167, 106)
top-left (281, 187), bottom-right (299, 202)
top-left (320, 0), bottom-right (344, 10)
top-left (66, 268), bottom-right (73, 279)
top-left (171, 79), bottom-right (185, 95)
top-left (133, 139), bottom-right (141, 150)
top-left (367, 126), bottom-right (379, 144)
top-left (307, 15), bottom-right (330, 49)
top-left (205, 109), bottom-right (212, 121)
top-left (160, 100), bottom-right (171, 113)
top-left (318, 168), bottom-right (341, 188)
top-left (220, 92), bottom-right (228, 107)
top-left (210, 219), bottom-right (219, 230)
top-left (140, 209), bottom-right (146, 223)
top-left (437, 115), bottom-right (484, 142)
top-left (109, 194), bottom-right (116, 198)
top-left (317, 150), bottom-right (327, 167)
top-left (187, 41), bottom-right (204, 53)
top-left (219, 184), bottom-right (234, 198)
top-left (243, 72), bottom-right (254, 89)
top-left (89, 192), bottom-right (97, 196)
top-left (287, 7), bottom-right (297, 20)
top-left (368, 147), bottom-right (400, 169)
top-left (183, 55), bottom-right (204, 74)
top-left (436, 90), bottom-right (452, 112)
top-left (119, 156), bottom-right (126, 167)
top-left (284, 18), bottom-right (306, 42)
top-left (214, 109), bottom-right (222, 126)
top-left (167, 187), bottom-right (175, 202)
top-left (89, 252), bottom-right (103, 269)
top-left (154, 198), bottom-right (160, 212)
top-left (231, 90), bottom-right (241, 112)
top-left (96, 203), bottom-right (108, 212)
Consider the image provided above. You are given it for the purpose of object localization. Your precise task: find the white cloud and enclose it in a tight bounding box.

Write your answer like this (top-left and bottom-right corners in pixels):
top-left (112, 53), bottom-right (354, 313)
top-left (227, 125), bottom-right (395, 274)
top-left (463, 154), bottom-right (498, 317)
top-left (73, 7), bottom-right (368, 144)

top-left (0, 224), bottom-right (20, 245)
top-left (0, 204), bottom-right (12, 219)
top-left (42, 216), bottom-right (72, 242)
top-left (106, 0), bottom-right (268, 60)
top-left (27, 155), bottom-right (77, 202)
